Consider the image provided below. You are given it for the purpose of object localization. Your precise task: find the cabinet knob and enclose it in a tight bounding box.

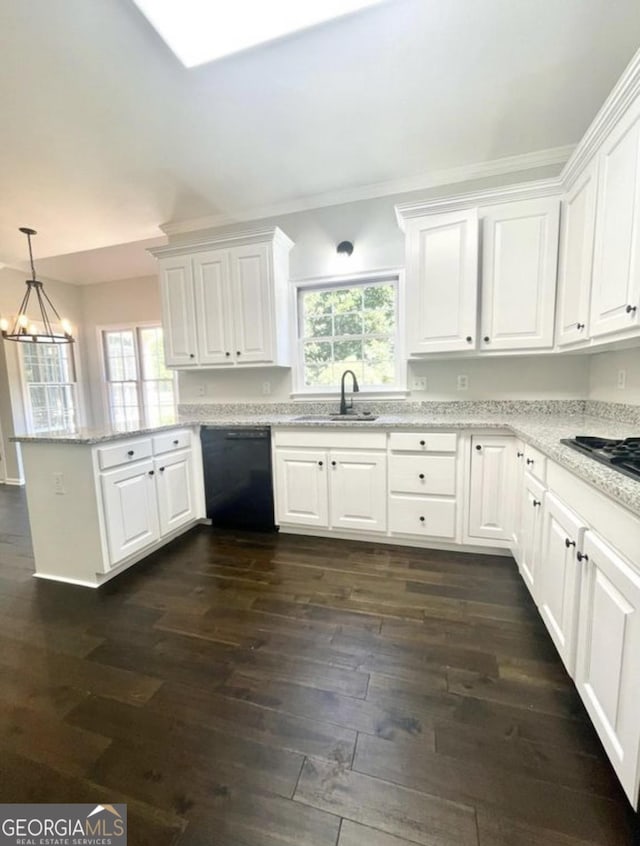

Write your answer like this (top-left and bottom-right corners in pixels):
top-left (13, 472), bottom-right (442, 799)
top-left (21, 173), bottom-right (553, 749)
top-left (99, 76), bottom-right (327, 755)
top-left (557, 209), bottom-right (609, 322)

top-left (148, 470), bottom-right (155, 476)
top-left (516, 451), bottom-right (524, 458)
top-left (526, 458), bottom-right (534, 465)
top-left (466, 336), bottom-right (473, 343)
top-left (532, 499), bottom-right (541, 507)
top-left (225, 352), bottom-right (230, 357)
top-left (626, 304), bottom-right (637, 314)
top-left (127, 450), bottom-right (134, 456)
top-left (159, 467), bottom-right (165, 472)
top-left (576, 322), bottom-right (585, 330)
top-left (475, 444), bottom-right (482, 451)
top-left (419, 440), bottom-right (426, 446)
top-left (318, 461), bottom-right (323, 467)
top-left (419, 516), bottom-right (425, 523)
top-left (236, 350), bottom-right (241, 356)
top-left (418, 473), bottom-right (425, 480)
top-left (483, 336), bottom-right (490, 343)
top-left (189, 353), bottom-right (195, 359)
top-left (173, 439), bottom-right (179, 445)
top-left (565, 538), bottom-right (576, 548)
top-left (576, 551), bottom-right (589, 562)
top-left (331, 460), bottom-right (337, 467)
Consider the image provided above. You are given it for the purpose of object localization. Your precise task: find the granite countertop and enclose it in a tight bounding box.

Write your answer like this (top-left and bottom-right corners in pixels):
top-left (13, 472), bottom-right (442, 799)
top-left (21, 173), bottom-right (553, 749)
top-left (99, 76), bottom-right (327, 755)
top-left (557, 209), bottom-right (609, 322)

top-left (12, 408), bottom-right (640, 518)
top-left (11, 420), bottom-right (191, 445)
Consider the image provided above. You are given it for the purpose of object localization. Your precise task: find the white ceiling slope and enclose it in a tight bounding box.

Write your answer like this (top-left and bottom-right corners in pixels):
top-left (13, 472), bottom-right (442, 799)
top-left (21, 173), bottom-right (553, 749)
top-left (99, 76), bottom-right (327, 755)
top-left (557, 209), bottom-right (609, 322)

top-left (1, 0), bottom-right (640, 283)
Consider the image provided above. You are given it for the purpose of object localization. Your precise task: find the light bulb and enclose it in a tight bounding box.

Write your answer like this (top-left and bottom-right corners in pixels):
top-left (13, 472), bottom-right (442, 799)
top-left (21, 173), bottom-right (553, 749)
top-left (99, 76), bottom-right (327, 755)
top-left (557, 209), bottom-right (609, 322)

top-left (0, 318), bottom-right (8, 332)
top-left (17, 314), bottom-right (29, 328)
top-left (61, 318), bottom-right (72, 335)
top-left (29, 324), bottom-right (38, 336)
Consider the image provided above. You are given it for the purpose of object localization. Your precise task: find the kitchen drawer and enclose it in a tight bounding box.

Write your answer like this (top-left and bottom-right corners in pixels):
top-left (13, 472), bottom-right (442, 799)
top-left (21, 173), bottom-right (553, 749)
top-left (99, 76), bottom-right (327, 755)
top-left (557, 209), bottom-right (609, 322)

top-left (97, 438), bottom-right (153, 471)
top-left (153, 428), bottom-right (192, 455)
top-left (273, 428), bottom-right (386, 450)
top-left (524, 444), bottom-right (547, 483)
top-left (389, 495), bottom-right (456, 539)
top-left (389, 454), bottom-right (456, 495)
top-left (389, 432), bottom-right (457, 453)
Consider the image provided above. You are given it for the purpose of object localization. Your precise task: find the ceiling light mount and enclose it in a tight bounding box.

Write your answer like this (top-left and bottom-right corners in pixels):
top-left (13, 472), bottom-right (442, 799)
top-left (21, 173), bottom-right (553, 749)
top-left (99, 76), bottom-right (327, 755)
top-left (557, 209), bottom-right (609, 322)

top-left (337, 240), bottom-right (354, 257)
top-left (0, 228), bottom-right (74, 344)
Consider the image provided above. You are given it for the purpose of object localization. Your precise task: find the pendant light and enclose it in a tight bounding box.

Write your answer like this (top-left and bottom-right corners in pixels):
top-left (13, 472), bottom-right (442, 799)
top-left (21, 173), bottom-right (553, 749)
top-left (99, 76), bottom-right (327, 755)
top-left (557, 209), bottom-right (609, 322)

top-left (0, 227), bottom-right (74, 344)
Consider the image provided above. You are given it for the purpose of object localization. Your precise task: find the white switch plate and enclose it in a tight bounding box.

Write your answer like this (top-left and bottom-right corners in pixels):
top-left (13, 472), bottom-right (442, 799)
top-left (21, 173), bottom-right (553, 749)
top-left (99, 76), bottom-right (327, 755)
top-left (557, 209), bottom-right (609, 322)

top-left (617, 369), bottom-right (627, 389)
top-left (457, 374), bottom-right (469, 391)
top-left (412, 376), bottom-right (427, 391)
top-left (262, 381), bottom-right (271, 395)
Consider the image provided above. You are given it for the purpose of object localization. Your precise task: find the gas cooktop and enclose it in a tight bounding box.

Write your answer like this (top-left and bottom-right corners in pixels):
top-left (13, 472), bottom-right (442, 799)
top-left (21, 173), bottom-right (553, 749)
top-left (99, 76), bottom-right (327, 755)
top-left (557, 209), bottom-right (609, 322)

top-left (560, 436), bottom-right (640, 482)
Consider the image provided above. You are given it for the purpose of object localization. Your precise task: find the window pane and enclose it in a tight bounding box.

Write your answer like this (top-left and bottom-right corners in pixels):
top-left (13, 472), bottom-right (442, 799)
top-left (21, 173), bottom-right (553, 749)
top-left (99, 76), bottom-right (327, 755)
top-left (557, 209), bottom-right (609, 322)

top-left (22, 343), bottom-right (77, 434)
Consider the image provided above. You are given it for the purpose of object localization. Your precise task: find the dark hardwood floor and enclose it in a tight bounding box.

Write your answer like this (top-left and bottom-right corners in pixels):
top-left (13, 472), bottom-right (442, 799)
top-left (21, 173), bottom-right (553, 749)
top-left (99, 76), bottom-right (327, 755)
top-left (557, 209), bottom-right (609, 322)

top-left (0, 484), bottom-right (637, 846)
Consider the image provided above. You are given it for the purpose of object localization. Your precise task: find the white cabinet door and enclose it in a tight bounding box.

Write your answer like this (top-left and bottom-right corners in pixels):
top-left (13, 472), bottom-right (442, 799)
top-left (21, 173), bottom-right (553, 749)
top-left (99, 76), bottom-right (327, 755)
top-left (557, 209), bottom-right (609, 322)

top-left (156, 451), bottom-right (195, 537)
top-left (406, 209), bottom-right (478, 353)
top-left (158, 257), bottom-right (198, 366)
top-left (519, 472), bottom-right (545, 597)
top-left (556, 162), bottom-right (598, 347)
top-left (538, 492), bottom-right (586, 675)
top-left (480, 199), bottom-right (560, 350)
top-left (576, 531), bottom-right (640, 806)
top-left (511, 443), bottom-right (526, 565)
top-left (591, 98), bottom-right (640, 338)
top-left (468, 435), bottom-right (515, 542)
top-left (329, 451), bottom-right (387, 533)
top-left (230, 243), bottom-right (273, 364)
top-left (274, 450), bottom-right (329, 528)
top-left (193, 249), bottom-right (234, 365)
top-left (101, 460), bottom-right (160, 567)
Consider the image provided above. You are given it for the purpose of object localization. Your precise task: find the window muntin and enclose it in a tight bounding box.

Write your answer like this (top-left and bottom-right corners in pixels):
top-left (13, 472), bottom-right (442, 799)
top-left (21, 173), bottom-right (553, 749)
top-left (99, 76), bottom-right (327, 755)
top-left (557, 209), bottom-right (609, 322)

top-left (299, 280), bottom-right (398, 389)
top-left (21, 342), bottom-right (77, 434)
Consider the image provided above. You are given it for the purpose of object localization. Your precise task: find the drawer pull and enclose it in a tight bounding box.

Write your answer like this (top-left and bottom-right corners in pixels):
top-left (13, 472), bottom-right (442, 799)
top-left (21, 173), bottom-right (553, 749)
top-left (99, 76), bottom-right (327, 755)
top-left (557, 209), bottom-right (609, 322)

top-left (148, 470), bottom-right (155, 476)
top-left (318, 461), bottom-right (323, 467)
top-left (565, 538), bottom-right (576, 548)
top-left (189, 353), bottom-right (195, 358)
top-left (576, 322), bottom-right (585, 330)
top-left (466, 335), bottom-right (472, 343)
top-left (516, 451), bottom-right (524, 458)
top-left (526, 458), bottom-right (534, 465)
top-left (159, 467), bottom-right (165, 472)
top-left (127, 450), bottom-right (134, 457)
top-left (626, 304), bottom-right (637, 314)
top-left (419, 440), bottom-right (426, 446)
top-left (331, 460), bottom-right (337, 467)
top-left (418, 473), bottom-right (425, 480)
top-left (483, 335), bottom-right (490, 343)
top-left (173, 439), bottom-right (179, 445)
top-left (576, 551), bottom-right (589, 562)
top-left (419, 516), bottom-right (425, 523)
top-left (532, 499), bottom-right (541, 508)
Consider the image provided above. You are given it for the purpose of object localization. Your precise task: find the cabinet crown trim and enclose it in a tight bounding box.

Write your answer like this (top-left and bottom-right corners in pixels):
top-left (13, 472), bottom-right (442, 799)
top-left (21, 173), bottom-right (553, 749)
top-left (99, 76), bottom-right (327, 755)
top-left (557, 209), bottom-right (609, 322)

top-left (395, 178), bottom-right (563, 227)
top-left (148, 226), bottom-right (294, 259)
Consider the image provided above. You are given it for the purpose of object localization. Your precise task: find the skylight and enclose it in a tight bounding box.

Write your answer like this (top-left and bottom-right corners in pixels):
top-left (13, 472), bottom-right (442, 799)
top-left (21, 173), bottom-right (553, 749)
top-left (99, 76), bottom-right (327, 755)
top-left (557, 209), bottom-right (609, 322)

top-left (132, 0), bottom-right (386, 67)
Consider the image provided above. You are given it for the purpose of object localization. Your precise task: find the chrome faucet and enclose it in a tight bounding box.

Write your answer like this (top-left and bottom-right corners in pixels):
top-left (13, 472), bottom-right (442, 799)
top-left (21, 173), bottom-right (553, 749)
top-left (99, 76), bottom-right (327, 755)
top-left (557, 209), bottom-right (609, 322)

top-left (339, 369), bottom-right (360, 415)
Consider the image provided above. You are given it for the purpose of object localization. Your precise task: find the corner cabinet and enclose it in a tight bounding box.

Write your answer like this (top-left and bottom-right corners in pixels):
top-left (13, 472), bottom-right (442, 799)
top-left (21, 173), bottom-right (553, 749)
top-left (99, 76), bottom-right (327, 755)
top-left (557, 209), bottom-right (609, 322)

top-left (150, 227), bottom-right (294, 369)
top-left (480, 198), bottom-right (560, 350)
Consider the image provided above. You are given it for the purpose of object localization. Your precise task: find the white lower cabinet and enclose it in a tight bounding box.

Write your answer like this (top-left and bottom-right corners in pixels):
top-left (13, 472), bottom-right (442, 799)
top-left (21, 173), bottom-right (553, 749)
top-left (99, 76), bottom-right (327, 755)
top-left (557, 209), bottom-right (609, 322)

top-left (101, 460), bottom-right (161, 566)
top-left (537, 492), bottom-right (586, 674)
top-left (518, 471), bottom-right (545, 597)
top-left (575, 530), bottom-right (640, 805)
top-left (330, 452), bottom-right (386, 533)
top-left (274, 450), bottom-right (329, 528)
top-left (511, 442), bottom-right (526, 564)
top-left (467, 435), bottom-right (515, 542)
top-left (156, 450), bottom-right (196, 536)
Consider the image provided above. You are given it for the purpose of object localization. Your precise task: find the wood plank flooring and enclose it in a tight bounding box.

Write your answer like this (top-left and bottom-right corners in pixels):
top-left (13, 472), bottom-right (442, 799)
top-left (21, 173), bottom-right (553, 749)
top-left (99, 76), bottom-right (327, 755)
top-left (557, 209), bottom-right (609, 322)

top-left (0, 484), bottom-right (638, 846)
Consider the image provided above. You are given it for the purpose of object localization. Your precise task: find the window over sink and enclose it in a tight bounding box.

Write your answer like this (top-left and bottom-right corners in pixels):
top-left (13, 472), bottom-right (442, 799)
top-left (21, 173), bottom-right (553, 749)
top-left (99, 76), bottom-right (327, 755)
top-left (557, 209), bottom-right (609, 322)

top-left (295, 272), bottom-right (403, 395)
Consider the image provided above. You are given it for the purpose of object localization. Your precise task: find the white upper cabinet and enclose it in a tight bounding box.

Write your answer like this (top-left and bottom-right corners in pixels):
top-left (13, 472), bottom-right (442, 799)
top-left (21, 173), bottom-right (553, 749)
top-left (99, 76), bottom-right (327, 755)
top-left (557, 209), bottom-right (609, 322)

top-left (480, 198), bottom-right (560, 350)
top-left (404, 209), bottom-right (479, 353)
top-left (152, 227), bottom-right (293, 369)
top-left (158, 257), bottom-right (198, 366)
top-left (556, 161), bottom-right (598, 347)
top-left (590, 97), bottom-right (640, 338)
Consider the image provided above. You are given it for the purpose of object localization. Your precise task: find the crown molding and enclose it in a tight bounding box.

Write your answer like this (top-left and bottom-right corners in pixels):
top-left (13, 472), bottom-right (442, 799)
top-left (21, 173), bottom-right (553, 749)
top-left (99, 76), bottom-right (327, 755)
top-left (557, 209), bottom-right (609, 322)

top-left (562, 47), bottom-right (640, 187)
top-left (148, 225), bottom-right (294, 258)
top-left (395, 177), bottom-right (563, 227)
top-left (160, 145), bottom-right (573, 238)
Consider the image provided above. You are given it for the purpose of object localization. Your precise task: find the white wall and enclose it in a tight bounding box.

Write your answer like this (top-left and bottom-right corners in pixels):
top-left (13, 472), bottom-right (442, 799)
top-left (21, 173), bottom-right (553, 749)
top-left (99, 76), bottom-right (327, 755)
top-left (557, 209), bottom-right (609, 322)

top-left (80, 275), bottom-right (161, 425)
top-left (588, 347), bottom-right (640, 405)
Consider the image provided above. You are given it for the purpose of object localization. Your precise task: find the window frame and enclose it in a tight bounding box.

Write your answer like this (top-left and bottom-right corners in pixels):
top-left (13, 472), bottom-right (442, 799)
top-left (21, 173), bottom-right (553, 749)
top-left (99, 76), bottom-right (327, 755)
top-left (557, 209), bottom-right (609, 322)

top-left (18, 332), bottom-right (82, 436)
top-left (292, 269), bottom-right (407, 398)
top-left (99, 322), bottom-right (177, 429)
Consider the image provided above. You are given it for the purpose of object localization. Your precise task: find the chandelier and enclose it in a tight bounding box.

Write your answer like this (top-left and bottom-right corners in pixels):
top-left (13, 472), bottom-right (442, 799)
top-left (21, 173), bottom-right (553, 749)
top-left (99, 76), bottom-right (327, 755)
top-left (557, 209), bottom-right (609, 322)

top-left (0, 227), bottom-right (74, 344)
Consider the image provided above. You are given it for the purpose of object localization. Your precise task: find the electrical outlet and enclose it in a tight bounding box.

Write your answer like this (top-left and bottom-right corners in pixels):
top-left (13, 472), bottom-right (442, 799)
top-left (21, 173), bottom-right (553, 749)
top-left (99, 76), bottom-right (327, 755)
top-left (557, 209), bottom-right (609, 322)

top-left (53, 472), bottom-right (65, 495)
top-left (617, 369), bottom-right (627, 389)
top-left (196, 384), bottom-right (206, 397)
top-left (262, 381), bottom-right (271, 395)
top-left (412, 376), bottom-right (427, 391)
top-left (457, 374), bottom-right (469, 391)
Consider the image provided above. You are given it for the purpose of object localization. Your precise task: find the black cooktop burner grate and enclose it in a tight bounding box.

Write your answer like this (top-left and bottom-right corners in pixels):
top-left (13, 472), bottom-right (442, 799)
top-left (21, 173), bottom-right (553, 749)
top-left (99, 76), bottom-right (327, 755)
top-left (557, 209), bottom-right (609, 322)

top-left (561, 436), bottom-right (640, 482)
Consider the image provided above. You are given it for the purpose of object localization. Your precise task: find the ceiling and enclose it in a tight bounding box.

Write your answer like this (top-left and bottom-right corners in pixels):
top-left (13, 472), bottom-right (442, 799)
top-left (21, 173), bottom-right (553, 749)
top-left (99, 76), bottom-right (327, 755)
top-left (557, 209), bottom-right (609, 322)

top-left (1, 0), bottom-right (640, 284)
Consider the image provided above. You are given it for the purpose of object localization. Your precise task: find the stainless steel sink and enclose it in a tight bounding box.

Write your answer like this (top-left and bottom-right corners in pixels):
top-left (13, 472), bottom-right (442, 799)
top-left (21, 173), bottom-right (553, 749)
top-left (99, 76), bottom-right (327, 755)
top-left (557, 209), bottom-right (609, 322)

top-left (293, 414), bottom-right (378, 422)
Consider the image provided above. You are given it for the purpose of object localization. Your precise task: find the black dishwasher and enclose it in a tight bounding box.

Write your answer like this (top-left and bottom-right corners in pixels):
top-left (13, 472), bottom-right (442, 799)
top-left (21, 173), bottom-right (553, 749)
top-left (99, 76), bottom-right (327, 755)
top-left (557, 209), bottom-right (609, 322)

top-left (200, 427), bottom-right (276, 532)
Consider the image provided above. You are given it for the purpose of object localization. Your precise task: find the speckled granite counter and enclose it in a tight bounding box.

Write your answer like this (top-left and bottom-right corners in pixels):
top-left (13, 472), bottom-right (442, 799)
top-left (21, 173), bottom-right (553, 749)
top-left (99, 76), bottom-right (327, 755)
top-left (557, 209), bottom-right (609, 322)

top-left (11, 420), bottom-right (190, 445)
top-left (12, 401), bottom-right (640, 518)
